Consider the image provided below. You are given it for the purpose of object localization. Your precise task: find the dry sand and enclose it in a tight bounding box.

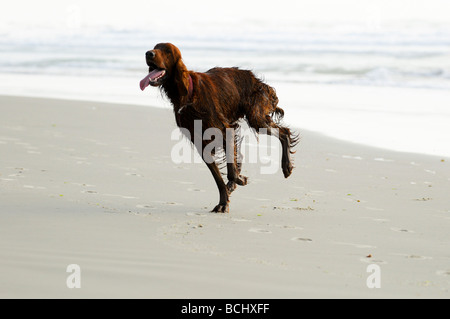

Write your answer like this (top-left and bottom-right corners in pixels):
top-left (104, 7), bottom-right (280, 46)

top-left (0, 95), bottom-right (449, 298)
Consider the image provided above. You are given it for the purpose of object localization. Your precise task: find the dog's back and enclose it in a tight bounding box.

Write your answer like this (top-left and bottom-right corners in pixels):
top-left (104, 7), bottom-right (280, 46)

top-left (197, 67), bottom-right (281, 129)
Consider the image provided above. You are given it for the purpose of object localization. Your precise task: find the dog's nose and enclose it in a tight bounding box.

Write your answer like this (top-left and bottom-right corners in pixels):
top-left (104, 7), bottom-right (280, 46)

top-left (146, 51), bottom-right (155, 59)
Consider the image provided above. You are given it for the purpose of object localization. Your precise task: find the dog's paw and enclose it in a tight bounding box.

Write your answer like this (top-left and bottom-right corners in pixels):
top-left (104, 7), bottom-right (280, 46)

top-left (282, 162), bottom-right (293, 178)
top-left (226, 181), bottom-right (237, 194)
top-left (211, 203), bottom-right (229, 213)
top-left (235, 175), bottom-right (248, 186)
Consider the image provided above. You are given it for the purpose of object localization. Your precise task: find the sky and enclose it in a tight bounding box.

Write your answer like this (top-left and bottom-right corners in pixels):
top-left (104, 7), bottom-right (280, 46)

top-left (1, 0), bottom-right (449, 32)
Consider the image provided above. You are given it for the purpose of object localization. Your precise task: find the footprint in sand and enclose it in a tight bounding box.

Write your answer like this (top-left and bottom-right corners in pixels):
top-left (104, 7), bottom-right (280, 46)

top-left (165, 201), bottom-right (183, 206)
top-left (371, 218), bottom-right (390, 222)
top-left (291, 237), bottom-right (312, 242)
top-left (436, 270), bottom-right (450, 276)
top-left (391, 227), bottom-right (414, 233)
top-left (71, 182), bottom-right (96, 187)
top-left (25, 146), bottom-right (42, 154)
top-left (334, 242), bottom-right (376, 249)
top-left (152, 200), bottom-right (183, 206)
top-left (121, 147), bottom-right (139, 154)
top-left (23, 185), bottom-right (46, 190)
top-left (136, 204), bottom-right (155, 210)
top-left (249, 228), bottom-right (272, 234)
top-left (126, 172), bottom-right (144, 177)
top-left (8, 174), bottom-right (24, 178)
top-left (81, 190), bottom-right (98, 194)
top-left (75, 160), bottom-right (91, 165)
top-left (187, 188), bottom-right (206, 192)
top-left (359, 257), bottom-right (387, 264)
top-left (8, 168), bottom-right (28, 178)
top-left (342, 155), bottom-right (363, 160)
top-left (373, 158), bottom-right (394, 162)
top-left (186, 212), bottom-right (207, 217)
top-left (393, 253), bottom-right (432, 260)
top-left (102, 193), bottom-right (138, 199)
top-left (232, 218), bottom-right (251, 222)
top-left (343, 196), bottom-right (367, 203)
top-left (274, 224), bottom-right (303, 230)
top-left (176, 181), bottom-right (194, 185)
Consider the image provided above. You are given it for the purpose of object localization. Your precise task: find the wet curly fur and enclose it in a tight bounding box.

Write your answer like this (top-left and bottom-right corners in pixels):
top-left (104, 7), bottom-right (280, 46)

top-left (144, 43), bottom-right (298, 213)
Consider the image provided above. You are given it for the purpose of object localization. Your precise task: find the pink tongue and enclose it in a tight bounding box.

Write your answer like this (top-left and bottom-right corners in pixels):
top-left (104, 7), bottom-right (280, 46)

top-left (140, 69), bottom-right (164, 91)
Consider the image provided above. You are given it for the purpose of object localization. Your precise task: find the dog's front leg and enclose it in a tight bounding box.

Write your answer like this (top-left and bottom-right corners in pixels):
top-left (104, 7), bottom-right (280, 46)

top-left (205, 161), bottom-right (229, 213)
top-left (225, 128), bottom-right (247, 194)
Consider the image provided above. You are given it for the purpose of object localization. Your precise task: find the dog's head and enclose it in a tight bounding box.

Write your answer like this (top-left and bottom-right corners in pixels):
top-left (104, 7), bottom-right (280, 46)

top-left (140, 43), bottom-right (189, 95)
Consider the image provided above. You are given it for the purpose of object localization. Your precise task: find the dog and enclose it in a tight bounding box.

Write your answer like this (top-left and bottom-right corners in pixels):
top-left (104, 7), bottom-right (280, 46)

top-left (140, 43), bottom-right (298, 213)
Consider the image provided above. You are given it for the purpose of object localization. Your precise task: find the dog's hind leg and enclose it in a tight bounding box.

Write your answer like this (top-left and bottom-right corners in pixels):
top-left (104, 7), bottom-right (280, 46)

top-left (267, 121), bottom-right (297, 178)
top-left (247, 113), bottom-right (298, 178)
top-left (247, 82), bottom-right (299, 178)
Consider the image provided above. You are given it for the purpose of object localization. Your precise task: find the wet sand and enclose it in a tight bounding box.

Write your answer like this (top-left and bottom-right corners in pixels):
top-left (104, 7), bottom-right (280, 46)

top-left (1, 95), bottom-right (449, 298)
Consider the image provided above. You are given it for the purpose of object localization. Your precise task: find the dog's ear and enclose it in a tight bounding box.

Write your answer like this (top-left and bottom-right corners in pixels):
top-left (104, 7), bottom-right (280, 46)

top-left (175, 59), bottom-right (190, 97)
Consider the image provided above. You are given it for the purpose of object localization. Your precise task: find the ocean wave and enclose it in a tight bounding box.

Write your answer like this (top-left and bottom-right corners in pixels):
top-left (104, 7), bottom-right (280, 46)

top-left (1, 26), bottom-right (450, 90)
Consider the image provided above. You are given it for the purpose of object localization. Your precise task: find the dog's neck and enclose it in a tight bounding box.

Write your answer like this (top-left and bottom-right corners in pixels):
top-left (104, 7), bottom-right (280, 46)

top-left (187, 74), bottom-right (193, 100)
top-left (163, 73), bottom-right (194, 109)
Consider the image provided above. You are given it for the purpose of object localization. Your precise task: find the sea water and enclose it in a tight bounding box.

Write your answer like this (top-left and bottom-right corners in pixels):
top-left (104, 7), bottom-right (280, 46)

top-left (1, 1), bottom-right (449, 157)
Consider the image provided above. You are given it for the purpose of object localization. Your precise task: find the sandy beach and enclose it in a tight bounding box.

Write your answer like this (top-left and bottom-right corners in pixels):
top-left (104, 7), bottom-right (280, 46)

top-left (0, 95), bottom-right (449, 299)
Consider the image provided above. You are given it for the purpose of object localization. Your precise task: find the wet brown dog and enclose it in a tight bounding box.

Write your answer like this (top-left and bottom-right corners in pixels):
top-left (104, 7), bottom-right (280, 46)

top-left (141, 43), bottom-right (298, 213)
